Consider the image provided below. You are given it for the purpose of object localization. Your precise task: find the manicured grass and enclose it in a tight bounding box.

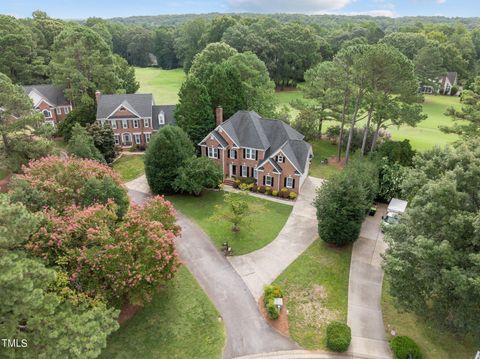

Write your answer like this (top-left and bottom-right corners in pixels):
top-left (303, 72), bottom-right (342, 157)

top-left (112, 154), bottom-right (145, 182)
top-left (135, 67), bottom-right (186, 104)
top-left (100, 266), bottom-right (225, 359)
top-left (309, 139), bottom-right (342, 180)
top-left (382, 280), bottom-right (477, 359)
top-left (167, 190), bottom-right (292, 255)
top-left (274, 240), bottom-right (352, 350)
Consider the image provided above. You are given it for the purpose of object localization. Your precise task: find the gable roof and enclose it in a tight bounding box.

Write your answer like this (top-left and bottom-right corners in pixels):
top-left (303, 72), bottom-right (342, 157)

top-left (23, 84), bottom-right (69, 107)
top-left (201, 110), bottom-right (312, 174)
top-left (152, 105), bottom-right (176, 130)
top-left (446, 72), bottom-right (457, 85)
top-left (96, 94), bottom-right (153, 119)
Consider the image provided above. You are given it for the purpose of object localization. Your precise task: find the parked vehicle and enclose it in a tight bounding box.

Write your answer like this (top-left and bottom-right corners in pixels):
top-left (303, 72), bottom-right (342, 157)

top-left (382, 198), bottom-right (408, 231)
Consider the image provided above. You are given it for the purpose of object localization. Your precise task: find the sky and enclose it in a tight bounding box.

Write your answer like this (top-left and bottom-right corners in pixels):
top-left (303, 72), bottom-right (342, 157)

top-left (0, 0), bottom-right (478, 19)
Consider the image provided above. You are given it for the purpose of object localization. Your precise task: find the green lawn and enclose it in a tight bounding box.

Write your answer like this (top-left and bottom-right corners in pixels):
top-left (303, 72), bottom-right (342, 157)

top-left (382, 280), bottom-right (477, 359)
top-left (309, 139), bottom-right (342, 180)
top-left (274, 240), bottom-right (352, 350)
top-left (135, 67), bottom-right (185, 104)
top-left (166, 191), bottom-right (292, 255)
top-left (112, 154), bottom-right (145, 182)
top-left (100, 266), bottom-right (225, 359)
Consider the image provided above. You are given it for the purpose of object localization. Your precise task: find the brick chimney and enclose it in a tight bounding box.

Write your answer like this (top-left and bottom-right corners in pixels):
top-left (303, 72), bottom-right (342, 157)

top-left (95, 90), bottom-right (101, 104)
top-left (215, 106), bottom-right (223, 127)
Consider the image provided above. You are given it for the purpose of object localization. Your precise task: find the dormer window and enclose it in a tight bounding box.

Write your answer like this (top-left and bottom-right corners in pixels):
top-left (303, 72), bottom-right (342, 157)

top-left (158, 111), bottom-right (165, 125)
top-left (278, 155), bottom-right (284, 163)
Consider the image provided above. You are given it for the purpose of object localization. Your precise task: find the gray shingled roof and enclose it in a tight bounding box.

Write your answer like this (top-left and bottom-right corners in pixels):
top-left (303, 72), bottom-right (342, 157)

top-left (96, 94), bottom-right (153, 119)
top-left (216, 111), bottom-right (311, 174)
top-left (152, 105), bottom-right (176, 130)
top-left (23, 84), bottom-right (69, 107)
top-left (446, 72), bottom-right (457, 85)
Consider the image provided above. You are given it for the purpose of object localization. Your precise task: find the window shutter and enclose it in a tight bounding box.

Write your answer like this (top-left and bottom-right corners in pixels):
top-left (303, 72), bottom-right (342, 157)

top-left (263, 176), bottom-right (265, 185)
top-left (255, 150), bottom-right (258, 160)
top-left (292, 179), bottom-right (296, 188)
top-left (227, 150), bottom-right (230, 159)
top-left (271, 177), bottom-right (274, 187)
top-left (243, 148), bottom-right (246, 159)
top-left (235, 150), bottom-right (237, 159)
top-left (284, 178), bottom-right (287, 187)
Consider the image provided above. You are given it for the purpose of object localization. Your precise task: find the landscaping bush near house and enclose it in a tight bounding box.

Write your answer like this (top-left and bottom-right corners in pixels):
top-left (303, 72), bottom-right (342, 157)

top-left (263, 285), bottom-right (283, 320)
top-left (326, 321), bottom-right (351, 352)
top-left (250, 184), bottom-right (258, 192)
top-left (271, 190), bottom-right (278, 197)
top-left (233, 179), bottom-right (240, 188)
top-left (280, 187), bottom-right (289, 198)
top-left (258, 186), bottom-right (266, 193)
top-left (390, 336), bottom-right (422, 359)
top-left (265, 186), bottom-right (272, 195)
top-left (289, 192), bottom-right (297, 200)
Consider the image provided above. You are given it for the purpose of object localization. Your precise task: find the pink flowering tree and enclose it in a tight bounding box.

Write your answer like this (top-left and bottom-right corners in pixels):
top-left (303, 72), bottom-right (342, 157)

top-left (28, 197), bottom-right (180, 306)
top-left (9, 156), bottom-right (129, 217)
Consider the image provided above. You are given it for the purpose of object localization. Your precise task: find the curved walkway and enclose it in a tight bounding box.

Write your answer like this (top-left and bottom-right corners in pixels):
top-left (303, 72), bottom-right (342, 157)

top-left (126, 180), bottom-right (297, 359)
top-left (347, 206), bottom-right (391, 359)
top-left (228, 176), bottom-right (323, 300)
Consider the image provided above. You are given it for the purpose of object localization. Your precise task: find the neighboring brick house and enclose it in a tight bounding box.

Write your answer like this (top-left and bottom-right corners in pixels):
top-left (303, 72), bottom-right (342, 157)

top-left (95, 91), bottom-right (175, 149)
top-left (23, 84), bottom-right (72, 125)
top-left (199, 108), bottom-right (312, 194)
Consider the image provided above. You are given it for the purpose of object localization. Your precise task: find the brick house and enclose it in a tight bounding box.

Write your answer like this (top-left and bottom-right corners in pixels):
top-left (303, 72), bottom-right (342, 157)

top-left (199, 108), bottom-right (312, 194)
top-left (23, 85), bottom-right (72, 126)
top-left (95, 91), bottom-right (175, 149)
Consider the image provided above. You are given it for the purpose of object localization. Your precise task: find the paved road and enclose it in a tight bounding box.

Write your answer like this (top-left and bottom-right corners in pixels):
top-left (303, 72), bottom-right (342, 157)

top-left (228, 176), bottom-right (323, 300)
top-left (127, 182), bottom-right (297, 359)
top-left (347, 205), bottom-right (392, 359)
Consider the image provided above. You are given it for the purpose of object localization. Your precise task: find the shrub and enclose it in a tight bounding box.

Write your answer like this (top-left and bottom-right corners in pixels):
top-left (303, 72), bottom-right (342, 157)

top-left (67, 124), bottom-right (106, 163)
top-left (326, 321), bottom-right (351, 352)
top-left (326, 125), bottom-right (341, 143)
top-left (232, 179), bottom-right (240, 189)
top-left (280, 187), bottom-right (289, 198)
top-left (173, 156), bottom-right (223, 195)
top-left (390, 336), bottom-right (422, 359)
top-left (373, 140), bottom-right (415, 167)
top-left (87, 123), bottom-right (117, 163)
top-left (263, 285), bottom-right (283, 320)
top-left (258, 186), bottom-right (266, 193)
top-left (144, 125), bottom-right (195, 194)
top-left (265, 186), bottom-right (272, 195)
top-left (251, 184), bottom-right (258, 192)
top-left (271, 190), bottom-right (278, 197)
top-left (289, 191), bottom-right (297, 200)
top-left (239, 182), bottom-right (253, 191)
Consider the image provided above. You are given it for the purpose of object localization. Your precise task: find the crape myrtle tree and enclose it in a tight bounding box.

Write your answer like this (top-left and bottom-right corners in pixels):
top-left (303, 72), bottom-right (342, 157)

top-left (383, 139), bottom-right (480, 336)
top-left (0, 195), bottom-right (119, 359)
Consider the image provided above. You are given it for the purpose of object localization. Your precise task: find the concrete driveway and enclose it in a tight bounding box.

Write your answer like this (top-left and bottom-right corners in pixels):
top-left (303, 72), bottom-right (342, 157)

top-left (347, 205), bottom-right (391, 359)
top-left (126, 180), bottom-right (297, 359)
top-left (228, 176), bottom-right (323, 300)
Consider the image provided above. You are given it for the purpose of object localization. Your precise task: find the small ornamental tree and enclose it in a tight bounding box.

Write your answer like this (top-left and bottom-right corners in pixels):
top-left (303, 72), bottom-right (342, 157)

top-left (9, 156), bottom-right (127, 214)
top-left (67, 123), bottom-right (106, 163)
top-left (211, 192), bottom-right (262, 233)
top-left (173, 156), bottom-right (223, 195)
top-left (144, 125), bottom-right (195, 194)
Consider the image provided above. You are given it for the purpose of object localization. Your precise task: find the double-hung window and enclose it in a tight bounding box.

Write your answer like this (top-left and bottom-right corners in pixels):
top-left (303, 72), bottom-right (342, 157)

top-left (145, 133), bottom-right (151, 143)
top-left (253, 169), bottom-right (258, 179)
top-left (286, 177), bottom-right (294, 189)
top-left (278, 155), bottom-right (284, 163)
top-left (56, 107), bottom-right (61, 115)
top-left (245, 148), bottom-right (255, 160)
top-left (133, 119), bottom-right (139, 128)
top-left (265, 175), bottom-right (273, 186)
top-left (114, 135), bottom-right (120, 145)
top-left (111, 120), bottom-right (117, 129)
top-left (144, 118), bottom-right (150, 128)
top-left (241, 166), bottom-right (247, 177)
top-left (134, 134), bottom-right (141, 145)
top-left (122, 119), bottom-right (128, 129)
top-left (208, 147), bottom-right (218, 159)
top-left (64, 106), bottom-right (70, 114)
top-left (229, 149), bottom-right (236, 159)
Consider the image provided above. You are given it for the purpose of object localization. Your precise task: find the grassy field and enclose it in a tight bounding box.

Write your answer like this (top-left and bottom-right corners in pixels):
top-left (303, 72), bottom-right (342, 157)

top-left (100, 266), bottom-right (225, 359)
top-left (112, 154), bottom-right (145, 182)
top-left (135, 67), bottom-right (185, 104)
top-left (274, 240), bottom-right (352, 350)
top-left (382, 281), bottom-right (477, 359)
top-left (167, 191), bottom-right (292, 255)
top-left (309, 140), bottom-right (342, 180)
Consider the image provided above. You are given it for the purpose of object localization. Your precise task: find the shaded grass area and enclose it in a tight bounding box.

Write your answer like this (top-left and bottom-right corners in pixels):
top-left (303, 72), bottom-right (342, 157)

top-left (100, 266), bottom-right (225, 359)
top-left (274, 240), bottom-right (352, 350)
top-left (112, 154), bottom-right (144, 182)
top-left (167, 190), bottom-right (292, 255)
top-left (135, 67), bottom-right (185, 104)
top-left (382, 280), bottom-right (477, 359)
top-left (0, 167), bottom-right (9, 181)
top-left (309, 139), bottom-right (342, 180)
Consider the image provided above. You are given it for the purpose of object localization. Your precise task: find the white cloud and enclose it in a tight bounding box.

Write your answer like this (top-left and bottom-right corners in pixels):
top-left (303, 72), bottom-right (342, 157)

top-left (227, 0), bottom-right (353, 13)
top-left (343, 9), bottom-right (396, 17)
top-left (436, 0), bottom-right (446, 3)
